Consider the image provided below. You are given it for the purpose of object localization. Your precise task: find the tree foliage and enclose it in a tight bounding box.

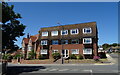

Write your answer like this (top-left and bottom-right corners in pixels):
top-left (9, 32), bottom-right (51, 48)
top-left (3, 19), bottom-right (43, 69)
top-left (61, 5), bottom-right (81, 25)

top-left (2, 2), bottom-right (26, 52)
top-left (102, 43), bottom-right (120, 50)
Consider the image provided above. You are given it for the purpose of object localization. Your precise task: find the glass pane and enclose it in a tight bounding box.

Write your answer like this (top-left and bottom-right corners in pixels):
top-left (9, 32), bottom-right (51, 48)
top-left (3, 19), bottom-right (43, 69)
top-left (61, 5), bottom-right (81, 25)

top-left (62, 50), bottom-right (64, 54)
top-left (72, 30), bottom-right (75, 33)
top-left (66, 55), bottom-right (68, 57)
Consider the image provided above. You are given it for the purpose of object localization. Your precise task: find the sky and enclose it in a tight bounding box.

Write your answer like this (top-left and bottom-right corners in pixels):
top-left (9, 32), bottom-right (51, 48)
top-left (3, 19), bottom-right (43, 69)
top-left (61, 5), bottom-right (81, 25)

top-left (8, 2), bottom-right (118, 48)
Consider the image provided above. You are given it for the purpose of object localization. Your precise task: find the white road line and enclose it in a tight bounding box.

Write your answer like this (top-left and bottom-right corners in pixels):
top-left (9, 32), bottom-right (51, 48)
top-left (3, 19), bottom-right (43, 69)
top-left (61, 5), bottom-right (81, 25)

top-left (58, 69), bottom-right (69, 71)
top-left (90, 70), bottom-right (93, 75)
top-left (49, 69), bottom-right (58, 71)
top-left (40, 69), bottom-right (48, 71)
top-left (83, 69), bottom-right (92, 73)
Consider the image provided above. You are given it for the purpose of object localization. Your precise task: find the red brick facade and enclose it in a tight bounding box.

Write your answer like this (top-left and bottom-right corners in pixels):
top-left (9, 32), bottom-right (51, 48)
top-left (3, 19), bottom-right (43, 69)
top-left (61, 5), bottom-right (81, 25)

top-left (22, 22), bottom-right (98, 59)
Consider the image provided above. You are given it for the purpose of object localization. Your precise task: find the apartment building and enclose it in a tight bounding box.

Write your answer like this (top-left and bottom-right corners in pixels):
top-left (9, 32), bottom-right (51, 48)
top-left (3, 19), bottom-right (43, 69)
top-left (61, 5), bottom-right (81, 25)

top-left (36, 22), bottom-right (98, 59)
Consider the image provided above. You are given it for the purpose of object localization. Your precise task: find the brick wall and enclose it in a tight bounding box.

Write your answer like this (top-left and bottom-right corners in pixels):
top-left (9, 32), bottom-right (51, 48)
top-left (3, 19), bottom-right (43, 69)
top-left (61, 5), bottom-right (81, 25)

top-left (12, 59), bottom-right (54, 64)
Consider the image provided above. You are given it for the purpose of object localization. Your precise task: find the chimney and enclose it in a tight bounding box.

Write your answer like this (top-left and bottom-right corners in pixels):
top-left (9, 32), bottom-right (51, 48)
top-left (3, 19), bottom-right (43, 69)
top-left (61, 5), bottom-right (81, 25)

top-left (27, 33), bottom-right (29, 38)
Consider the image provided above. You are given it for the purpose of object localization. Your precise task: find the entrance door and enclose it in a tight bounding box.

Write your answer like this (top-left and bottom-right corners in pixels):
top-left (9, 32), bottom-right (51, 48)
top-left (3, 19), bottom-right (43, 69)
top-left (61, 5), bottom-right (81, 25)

top-left (62, 49), bottom-right (69, 58)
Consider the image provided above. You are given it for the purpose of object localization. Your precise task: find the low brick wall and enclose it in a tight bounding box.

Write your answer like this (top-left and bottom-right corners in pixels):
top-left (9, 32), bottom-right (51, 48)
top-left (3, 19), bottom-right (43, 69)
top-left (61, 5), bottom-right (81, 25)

top-left (12, 59), bottom-right (54, 64)
top-left (12, 59), bottom-right (18, 63)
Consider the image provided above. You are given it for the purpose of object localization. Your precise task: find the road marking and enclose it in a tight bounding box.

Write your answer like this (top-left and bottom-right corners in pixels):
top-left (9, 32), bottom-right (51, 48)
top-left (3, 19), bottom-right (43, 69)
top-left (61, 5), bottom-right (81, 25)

top-left (49, 69), bottom-right (58, 71)
top-left (90, 70), bottom-right (93, 75)
top-left (58, 69), bottom-right (69, 71)
top-left (83, 70), bottom-right (92, 73)
top-left (40, 69), bottom-right (48, 71)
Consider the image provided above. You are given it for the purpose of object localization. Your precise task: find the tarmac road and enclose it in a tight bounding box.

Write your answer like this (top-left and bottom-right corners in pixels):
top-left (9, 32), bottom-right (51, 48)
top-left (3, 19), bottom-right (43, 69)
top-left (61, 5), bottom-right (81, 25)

top-left (6, 63), bottom-right (118, 75)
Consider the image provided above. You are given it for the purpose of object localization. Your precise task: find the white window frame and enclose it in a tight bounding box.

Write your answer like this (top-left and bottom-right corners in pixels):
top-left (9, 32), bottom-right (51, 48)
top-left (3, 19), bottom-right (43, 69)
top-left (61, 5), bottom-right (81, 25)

top-left (41, 40), bottom-right (47, 45)
top-left (83, 38), bottom-right (92, 44)
top-left (71, 39), bottom-right (79, 44)
top-left (42, 32), bottom-right (48, 36)
top-left (41, 49), bottom-right (48, 54)
top-left (71, 49), bottom-right (79, 54)
top-left (61, 30), bottom-right (68, 35)
top-left (83, 28), bottom-right (92, 34)
top-left (51, 31), bottom-right (58, 36)
top-left (83, 48), bottom-right (92, 54)
top-left (52, 40), bottom-right (59, 45)
top-left (52, 50), bottom-right (58, 53)
top-left (70, 29), bottom-right (79, 35)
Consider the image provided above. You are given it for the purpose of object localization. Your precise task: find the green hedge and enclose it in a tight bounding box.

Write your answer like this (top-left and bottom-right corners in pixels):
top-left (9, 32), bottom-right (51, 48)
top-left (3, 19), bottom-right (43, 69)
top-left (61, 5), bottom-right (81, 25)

top-left (70, 54), bottom-right (83, 59)
top-left (38, 54), bottom-right (48, 59)
top-left (69, 54), bottom-right (76, 59)
top-left (52, 53), bottom-right (61, 59)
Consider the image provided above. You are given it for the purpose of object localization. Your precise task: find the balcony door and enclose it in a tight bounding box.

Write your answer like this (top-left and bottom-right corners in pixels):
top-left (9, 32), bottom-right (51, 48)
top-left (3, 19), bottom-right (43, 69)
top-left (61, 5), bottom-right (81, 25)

top-left (62, 49), bottom-right (69, 58)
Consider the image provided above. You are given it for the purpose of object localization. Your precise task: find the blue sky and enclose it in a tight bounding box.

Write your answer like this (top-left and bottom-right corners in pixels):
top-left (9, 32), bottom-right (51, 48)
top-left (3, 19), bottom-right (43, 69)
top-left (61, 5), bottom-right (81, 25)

top-left (8, 2), bottom-right (118, 48)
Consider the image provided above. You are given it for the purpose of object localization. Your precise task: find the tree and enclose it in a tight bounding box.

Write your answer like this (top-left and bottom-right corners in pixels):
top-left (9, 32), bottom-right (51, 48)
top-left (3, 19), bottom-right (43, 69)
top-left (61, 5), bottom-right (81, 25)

top-left (111, 43), bottom-right (118, 47)
top-left (1, 2), bottom-right (26, 53)
top-left (102, 43), bottom-right (110, 50)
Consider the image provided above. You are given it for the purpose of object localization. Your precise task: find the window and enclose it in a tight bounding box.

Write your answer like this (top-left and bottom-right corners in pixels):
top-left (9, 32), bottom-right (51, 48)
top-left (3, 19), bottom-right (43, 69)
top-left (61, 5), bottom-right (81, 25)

top-left (61, 40), bottom-right (68, 44)
top-left (83, 48), bottom-right (92, 54)
top-left (71, 39), bottom-right (79, 44)
top-left (42, 32), bottom-right (48, 36)
top-left (28, 46), bottom-right (32, 51)
top-left (52, 40), bottom-right (59, 45)
top-left (41, 40), bottom-right (47, 45)
top-left (83, 38), bottom-right (92, 44)
top-left (83, 28), bottom-right (92, 34)
top-left (41, 49), bottom-right (47, 54)
top-left (51, 31), bottom-right (58, 36)
top-left (70, 29), bottom-right (79, 34)
top-left (52, 50), bottom-right (58, 53)
top-left (61, 30), bottom-right (68, 35)
top-left (71, 49), bottom-right (79, 54)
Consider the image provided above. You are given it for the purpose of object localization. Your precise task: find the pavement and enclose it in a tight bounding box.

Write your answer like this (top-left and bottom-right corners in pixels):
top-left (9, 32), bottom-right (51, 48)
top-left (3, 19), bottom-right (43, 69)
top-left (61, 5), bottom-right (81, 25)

top-left (3, 53), bottom-right (119, 75)
top-left (106, 53), bottom-right (118, 64)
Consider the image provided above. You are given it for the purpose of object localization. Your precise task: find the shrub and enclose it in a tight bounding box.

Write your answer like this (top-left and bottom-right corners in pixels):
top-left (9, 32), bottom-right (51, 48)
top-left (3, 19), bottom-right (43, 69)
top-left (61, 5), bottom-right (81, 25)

top-left (13, 54), bottom-right (22, 59)
top-left (28, 50), bottom-right (36, 59)
top-left (93, 56), bottom-right (100, 61)
top-left (78, 54), bottom-right (83, 59)
top-left (52, 53), bottom-right (61, 59)
top-left (69, 54), bottom-right (76, 59)
top-left (38, 55), bottom-right (41, 59)
top-left (2, 54), bottom-right (11, 61)
top-left (38, 54), bottom-right (48, 59)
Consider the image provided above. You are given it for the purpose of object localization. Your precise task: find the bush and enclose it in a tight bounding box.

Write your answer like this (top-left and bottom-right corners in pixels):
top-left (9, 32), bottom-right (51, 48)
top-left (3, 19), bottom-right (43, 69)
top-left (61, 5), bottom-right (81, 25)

top-left (93, 56), bottom-right (100, 61)
top-left (2, 54), bottom-right (11, 60)
top-left (78, 54), bottom-right (83, 59)
top-left (69, 54), bottom-right (76, 59)
top-left (38, 54), bottom-right (48, 59)
top-left (28, 50), bottom-right (36, 59)
top-left (13, 54), bottom-right (22, 59)
top-left (38, 55), bottom-right (41, 59)
top-left (52, 53), bottom-right (61, 59)
top-left (98, 52), bottom-right (107, 58)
